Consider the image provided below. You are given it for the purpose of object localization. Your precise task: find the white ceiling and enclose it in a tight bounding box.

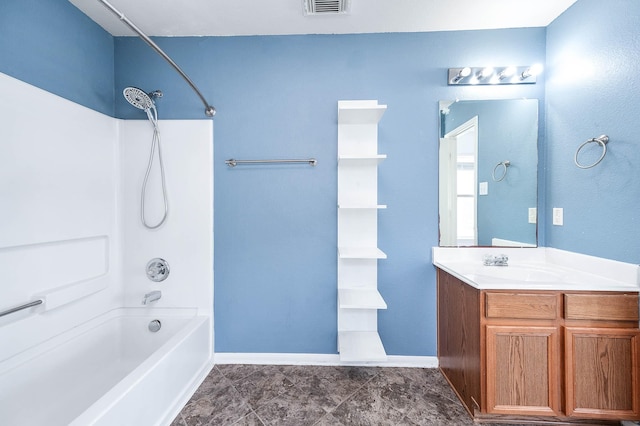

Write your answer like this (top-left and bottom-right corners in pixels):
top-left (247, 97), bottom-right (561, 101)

top-left (69, 0), bottom-right (577, 37)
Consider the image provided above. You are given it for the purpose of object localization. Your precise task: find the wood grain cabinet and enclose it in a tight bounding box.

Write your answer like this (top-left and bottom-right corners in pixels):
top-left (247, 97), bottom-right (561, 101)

top-left (485, 325), bottom-right (560, 416)
top-left (437, 269), bottom-right (481, 414)
top-left (483, 291), bottom-right (562, 417)
top-left (436, 268), bottom-right (640, 424)
top-left (564, 293), bottom-right (640, 420)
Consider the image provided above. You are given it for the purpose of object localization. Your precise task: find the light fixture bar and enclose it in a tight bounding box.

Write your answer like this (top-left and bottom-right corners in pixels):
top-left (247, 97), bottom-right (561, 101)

top-left (448, 65), bottom-right (542, 85)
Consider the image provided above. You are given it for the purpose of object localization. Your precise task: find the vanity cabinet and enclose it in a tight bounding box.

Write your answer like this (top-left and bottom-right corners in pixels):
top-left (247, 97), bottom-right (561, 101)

top-left (484, 291), bottom-right (562, 416)
top-left (485, 325), bottom-right (560, 414)
top-left (564, 293), bottom-right (640, 420)
top-left (436, 268), bottom-right (640, 423)
top-left (485, 327), bottom-right (561, 416)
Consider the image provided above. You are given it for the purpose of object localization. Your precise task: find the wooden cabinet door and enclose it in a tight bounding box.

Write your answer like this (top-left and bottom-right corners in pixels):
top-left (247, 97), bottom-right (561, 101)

top-left (565, 327), bottom-right (640, 420)
top-left (486, 325), bottom-right (560, 416)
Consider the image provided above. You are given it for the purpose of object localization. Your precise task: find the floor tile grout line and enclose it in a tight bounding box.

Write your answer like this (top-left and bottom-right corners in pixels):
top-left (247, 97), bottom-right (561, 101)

top-left (276, 365), bottom-right (372, 415)
top-left (223, 369), bottom-right (261, 425)
top-left (250, 408), bottom-right (268, 426)
top-left (267, 365), bottom-right (382, 426)
top-left (311, 368), bottom-right (418, 426)
top-left (215, 364), bottom-right (263, 384)
top-left (366, 370), bottom-right (419, 424)
top-left (230, 408), bottom-right (267, 426)
top-left (321, 368), bottom-right (382, 417)
top-left (225, 364), bottom-right (316, 422)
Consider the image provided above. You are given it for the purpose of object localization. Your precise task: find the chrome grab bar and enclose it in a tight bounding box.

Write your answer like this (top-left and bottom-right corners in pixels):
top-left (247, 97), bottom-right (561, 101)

top-left (225, 158), bottom-right (318, 167)
top-left (0, 299), bottom-right (43, 318)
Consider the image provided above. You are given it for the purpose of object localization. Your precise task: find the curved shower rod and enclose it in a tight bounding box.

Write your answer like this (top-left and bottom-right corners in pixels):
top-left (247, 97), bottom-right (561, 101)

top-left (98, 0), bottom-right (216, 117)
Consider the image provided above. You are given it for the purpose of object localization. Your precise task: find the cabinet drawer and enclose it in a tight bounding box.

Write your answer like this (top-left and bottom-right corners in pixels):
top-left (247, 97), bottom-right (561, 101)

top-left (486, 292), bottom-right (558, 320)
top-left (565, 293), bottom-right (639, 321)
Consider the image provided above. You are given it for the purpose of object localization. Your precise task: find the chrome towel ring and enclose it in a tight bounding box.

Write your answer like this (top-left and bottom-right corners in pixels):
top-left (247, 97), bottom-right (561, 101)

top-left (575, 135), bottom-right (609, 169)
top-left (492, 160), bottom-right (510, 182)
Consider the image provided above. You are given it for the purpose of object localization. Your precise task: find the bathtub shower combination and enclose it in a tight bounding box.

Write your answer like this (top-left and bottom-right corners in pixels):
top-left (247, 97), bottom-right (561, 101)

top-left (0, 69), bottom-right (214, 425)
top-left (1, 2), bottom-right (214, 423)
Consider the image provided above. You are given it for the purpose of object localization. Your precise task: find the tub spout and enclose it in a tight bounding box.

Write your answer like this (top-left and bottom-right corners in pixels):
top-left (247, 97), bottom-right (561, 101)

top-left (142, 290), bottom-right (162, 305)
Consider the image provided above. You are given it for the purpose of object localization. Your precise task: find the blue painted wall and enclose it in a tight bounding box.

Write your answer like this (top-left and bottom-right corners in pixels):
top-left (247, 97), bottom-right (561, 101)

top-left (114, 30), bottom-right (546, 355)
top-left (0, 0), bottom-right (114, 115)
top-left (545, 0), bottom-right (640, 263)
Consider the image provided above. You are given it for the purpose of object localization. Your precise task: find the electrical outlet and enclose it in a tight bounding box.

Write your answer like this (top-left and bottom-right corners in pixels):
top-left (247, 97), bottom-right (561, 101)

top-left (553, 208), bottom-right (563, 226)
top-left (528, 207), bottom-right (537, 224)
top-left (479, 181), bottom-right (488, 195)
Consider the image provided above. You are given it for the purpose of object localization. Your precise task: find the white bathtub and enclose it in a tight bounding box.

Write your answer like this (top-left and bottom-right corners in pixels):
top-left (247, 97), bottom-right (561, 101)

top-left (0, 308), bottom-right (213, 426)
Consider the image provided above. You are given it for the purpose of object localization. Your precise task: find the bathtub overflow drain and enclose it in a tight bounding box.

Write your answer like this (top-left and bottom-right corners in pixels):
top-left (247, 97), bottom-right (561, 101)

top-left (148, 319), bottom-right (162, 332)
top-left (146, 258), bottom-right (170, 282)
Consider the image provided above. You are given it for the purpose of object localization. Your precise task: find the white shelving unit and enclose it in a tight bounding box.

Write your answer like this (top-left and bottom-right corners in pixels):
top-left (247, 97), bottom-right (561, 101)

top-left (337, 100), bottom-right (388, 362)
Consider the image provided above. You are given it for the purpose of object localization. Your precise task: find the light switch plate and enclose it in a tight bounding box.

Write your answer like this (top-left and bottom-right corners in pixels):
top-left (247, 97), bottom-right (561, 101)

top-left (553, 208), bottom-right (563, 226)
top-left (479, 181), bottom-right (488, 195)
top-left (528, 207), bottom-right (537, 224)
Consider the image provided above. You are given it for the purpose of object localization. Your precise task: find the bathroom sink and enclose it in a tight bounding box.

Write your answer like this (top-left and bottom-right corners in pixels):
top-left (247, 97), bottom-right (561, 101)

top-left (432, 247), bottom-right (640, 291)
top-left (469, 265), bottom-right (564, 283)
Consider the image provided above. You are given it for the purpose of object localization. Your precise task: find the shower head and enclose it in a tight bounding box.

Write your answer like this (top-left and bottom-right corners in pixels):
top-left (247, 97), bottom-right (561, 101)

top-left (123, 87), bottom-right (155, 110)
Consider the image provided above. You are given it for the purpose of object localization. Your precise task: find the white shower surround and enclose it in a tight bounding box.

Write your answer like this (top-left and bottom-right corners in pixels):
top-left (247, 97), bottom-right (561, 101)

top-left (0, 72), bottom-right (214, 425)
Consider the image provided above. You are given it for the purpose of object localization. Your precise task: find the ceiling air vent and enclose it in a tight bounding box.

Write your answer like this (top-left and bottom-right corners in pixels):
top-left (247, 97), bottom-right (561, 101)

top-left (304, 0), bottom-right (350, 15)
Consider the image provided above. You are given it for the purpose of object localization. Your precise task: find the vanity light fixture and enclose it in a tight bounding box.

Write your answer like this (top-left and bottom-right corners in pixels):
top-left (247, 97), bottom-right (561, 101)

top-left (478, 67), bottom-right (494, 79)
top-left (448, 65), bottom-right (543, 85)
top-left (450, 67), bottom-right (471, 84)
top-left (520, 64), bottom-right (543, 80)
top-left (498, 66), bottom-right (517, 80)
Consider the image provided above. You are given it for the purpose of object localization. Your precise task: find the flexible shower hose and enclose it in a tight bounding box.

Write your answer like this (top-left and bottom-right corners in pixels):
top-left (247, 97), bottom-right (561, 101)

top-left (141, 106), bottom-right (169, 229)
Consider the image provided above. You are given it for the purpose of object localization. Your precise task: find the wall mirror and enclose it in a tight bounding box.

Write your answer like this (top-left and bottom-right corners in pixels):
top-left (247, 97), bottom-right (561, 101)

top-left (438, 99), bottom-right (538, 247)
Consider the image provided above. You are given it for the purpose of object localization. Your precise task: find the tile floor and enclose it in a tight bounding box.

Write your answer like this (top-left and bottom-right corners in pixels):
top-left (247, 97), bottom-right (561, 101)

top-left (170, 364), bottom-right (507, 426)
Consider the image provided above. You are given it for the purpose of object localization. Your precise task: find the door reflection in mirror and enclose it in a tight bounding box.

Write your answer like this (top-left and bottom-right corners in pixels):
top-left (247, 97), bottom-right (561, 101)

top-left (440, 117), bottom-right (478, 246)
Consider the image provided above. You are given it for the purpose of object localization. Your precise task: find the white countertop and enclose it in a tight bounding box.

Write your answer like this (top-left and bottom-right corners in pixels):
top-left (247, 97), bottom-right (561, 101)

top-left (432, 247), bottom-right (640, 292)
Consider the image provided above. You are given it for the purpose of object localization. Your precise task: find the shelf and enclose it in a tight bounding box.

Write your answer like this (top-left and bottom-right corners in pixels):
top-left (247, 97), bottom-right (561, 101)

top-left (339, 288), bottom-right (387, 309)
top-left (337, 99), bottom-right (387, 362)
top-left (338, 102), bottom-right (387, 125)
top-left (338, 204), bottom-right (387, 209)
top-left (338, 331), bottom-right (387, 362)
top-left (338, 247), bottom-right (387, 259)
top-left (338, 155), bottom-right (386, 166)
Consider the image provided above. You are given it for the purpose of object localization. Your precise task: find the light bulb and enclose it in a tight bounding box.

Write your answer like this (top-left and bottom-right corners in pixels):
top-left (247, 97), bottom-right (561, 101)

top-left (451, 67), bottom-right (472, 83)
top-left (499, 66), bottom-right (517, 79)
top-left (522, 64), bottom-right (543, 79)
top-left (479, 67), bottom-right (494, 78)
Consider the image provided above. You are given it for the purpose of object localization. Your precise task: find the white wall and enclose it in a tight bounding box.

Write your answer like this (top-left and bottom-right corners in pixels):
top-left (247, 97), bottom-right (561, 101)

top-left (118, 120), bottom-right (213, 319)
top-left (0, 72), bottom-right (214, 362)
top-left (0, 72), bottom-right (120, 360)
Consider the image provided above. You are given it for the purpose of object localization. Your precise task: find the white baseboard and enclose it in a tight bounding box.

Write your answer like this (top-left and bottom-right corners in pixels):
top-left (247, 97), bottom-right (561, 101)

top-left (213, 352), bottom-right (438, 368)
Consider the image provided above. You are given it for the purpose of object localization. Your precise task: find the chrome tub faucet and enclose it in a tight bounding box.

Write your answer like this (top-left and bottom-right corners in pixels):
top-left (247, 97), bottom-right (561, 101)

top-left (142, 290), bottom-right (162, 305)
